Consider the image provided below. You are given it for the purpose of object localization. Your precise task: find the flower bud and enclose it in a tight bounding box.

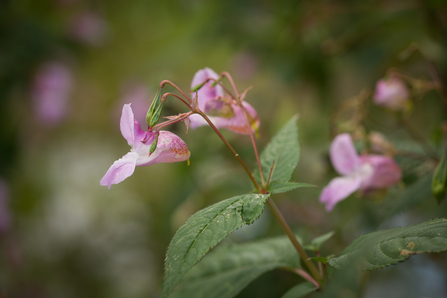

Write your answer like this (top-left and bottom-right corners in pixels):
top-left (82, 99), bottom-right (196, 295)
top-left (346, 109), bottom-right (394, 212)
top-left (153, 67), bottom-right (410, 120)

top-left (150, 133), bottom-right (159, 155)
top-left (373, 77), bottom-right (409, 111)
top-left (432, 148), bottom-right (447, 204)
top-left (146, 88), bottom-right (163, 127)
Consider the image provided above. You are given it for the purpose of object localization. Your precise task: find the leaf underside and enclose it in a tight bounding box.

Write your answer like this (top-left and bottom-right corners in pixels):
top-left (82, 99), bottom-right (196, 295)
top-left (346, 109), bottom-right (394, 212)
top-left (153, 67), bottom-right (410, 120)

top-left (169, 235), bottom-right (302, 298)
top-left (163, 193), bottom-right (270, 297)
top-left (328, 218), bottom-right (447, 270)
top-left (254, 116), bottom-right (300, 185)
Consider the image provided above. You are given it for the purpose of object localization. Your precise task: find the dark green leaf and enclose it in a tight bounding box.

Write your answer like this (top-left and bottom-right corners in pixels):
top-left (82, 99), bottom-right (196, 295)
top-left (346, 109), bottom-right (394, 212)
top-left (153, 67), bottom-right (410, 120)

top-left (328, 218), bottom-right (447, 270)
top-left (268, 181), bottom-right (315, 194)
top-left (163, 194), bottom-right (270, 297)
top-left (169, 235), bottom-right (301, 298)
top-left (254, 116), bottom-right (299, 184)
top-left (282, 282), bottom-right (317, 298)
top-left (432, 148), bottom-right (447, 204)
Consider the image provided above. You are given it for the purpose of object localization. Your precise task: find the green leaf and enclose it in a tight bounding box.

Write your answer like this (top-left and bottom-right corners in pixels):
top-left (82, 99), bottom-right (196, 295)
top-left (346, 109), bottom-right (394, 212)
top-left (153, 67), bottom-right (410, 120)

top-left (146, 87), bottom-right (163, 127)
top-left (268, 181), bottom-right (315, 194)
top-left (328, 218), bottom-right (447, 270)
top-left (282, 282), bottom-right (317, 298)
top-left (304, 231), bottom-right (335, 251)
top-left (432, 148), bottom-right (447, 204)
top-left (254, 116), bottom-right (299, 184)
top-left (163, 194), bottom-right (270, 297)
top-left (169, 235), bottom-right (302, 298)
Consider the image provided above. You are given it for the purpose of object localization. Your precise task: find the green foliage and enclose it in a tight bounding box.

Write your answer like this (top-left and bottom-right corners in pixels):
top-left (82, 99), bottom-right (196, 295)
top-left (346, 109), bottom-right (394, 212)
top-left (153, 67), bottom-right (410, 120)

top-left (254, 116), bottom-right (300, 184)
top-left (328, 218), bottom-right (447, 270)
top-left (169, 235), bottom-right (302, 298)
top-left (304, 231), bottom-right (335, 252)
top-left (282, 282), bottom-right (317, 298)
top-left (432, 149), bottom-right (447, 204)
top-left (163, 194), bottom-right (270, 297)
top-left (268, 181), bottom-right (315, 194)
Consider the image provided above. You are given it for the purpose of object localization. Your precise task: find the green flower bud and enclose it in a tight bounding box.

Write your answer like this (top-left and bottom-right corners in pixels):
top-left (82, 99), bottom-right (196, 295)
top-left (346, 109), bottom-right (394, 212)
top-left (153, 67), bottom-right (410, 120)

top-left (432, 148), bottom-right (447, 204)
top-left (146, 88), bottom-right (163, 127)
top-left (150, 133), bottom-right (159, 154)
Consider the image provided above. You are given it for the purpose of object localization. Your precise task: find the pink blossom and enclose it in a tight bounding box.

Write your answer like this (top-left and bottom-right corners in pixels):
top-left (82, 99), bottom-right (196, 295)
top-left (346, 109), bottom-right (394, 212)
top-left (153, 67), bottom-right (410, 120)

top-left (32, 62), bottom-right (73, 125)
top-left (373, 77), bottom-right (409, 111)
top-left (100, 104), bottom-right (190, 189)
top-left (319, 134), bottom-right (401, 212)
top-left (189, 68), bottom-right (260, 135)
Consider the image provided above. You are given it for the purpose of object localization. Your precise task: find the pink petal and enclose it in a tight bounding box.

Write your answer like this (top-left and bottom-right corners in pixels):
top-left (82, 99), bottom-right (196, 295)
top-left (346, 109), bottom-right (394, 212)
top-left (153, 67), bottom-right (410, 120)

top-left (373, 77), bottom-right (409, 111)
top-left (330, 134), bottom-right (361, 176)
top-left (214, 102), bottom-right (258, 135)
top-left (191, 68), bottom-right (224, 111)
top-left (319, 176), bottom-right (362, 212)
top-left (100, 152), bottom-right (139, 189)
top-left (120, 104), bottom-right (147, 147)
top-left (137, 131), bottom-right (190, 166)
top-left (359, 155), bottom-right (401, 191)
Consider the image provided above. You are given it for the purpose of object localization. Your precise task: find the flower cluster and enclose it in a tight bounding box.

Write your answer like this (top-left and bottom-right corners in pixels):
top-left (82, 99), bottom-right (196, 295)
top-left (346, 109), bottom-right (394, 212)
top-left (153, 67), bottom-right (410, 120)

top-left (319, 133), bottom-right (401, 212)
top-left (101, 68), bottom-right (260, 188)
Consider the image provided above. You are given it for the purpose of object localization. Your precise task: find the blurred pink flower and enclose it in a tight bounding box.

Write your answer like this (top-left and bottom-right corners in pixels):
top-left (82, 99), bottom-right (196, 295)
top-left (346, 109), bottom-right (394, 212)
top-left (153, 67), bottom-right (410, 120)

top-left (373, 77), bottom-right (409, 111)
top-left (189, 68), bottom-right (260, 135)
top-left (319, 133), bottom-right (401, 212)
top-left (32, 62), bottom-right (73, 126)
top-left (101, 104), bottom-right (190, 189)
top-left (68, 12), bottom-right (107, 46)
top-left (0, 178), bottom-right (11, 234)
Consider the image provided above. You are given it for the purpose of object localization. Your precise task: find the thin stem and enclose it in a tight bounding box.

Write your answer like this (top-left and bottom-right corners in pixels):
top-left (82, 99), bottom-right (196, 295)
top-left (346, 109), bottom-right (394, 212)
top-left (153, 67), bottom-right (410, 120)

top-left (241, 107), bottom-right (265, 187)
top-left (266, 198), bottom-right (323, 285)
top-left (160, 80), bottom-right (192, 104)
top-left (162, 93), bottom-right (193, 111)
top-left (316, 251), bottom-right (323, 278)
top-left (294, 268), bottom-right (320, 289)
top-left (202, 77), bottom-right (236, 98)
top-left (266, 161), bottom-right (275, 187)
top-left (153, 112), bottom-right (193, 131)
top-left (196, 110), bottom-right (263, 193)
top-left (220, 71), bottom-right (240, 98)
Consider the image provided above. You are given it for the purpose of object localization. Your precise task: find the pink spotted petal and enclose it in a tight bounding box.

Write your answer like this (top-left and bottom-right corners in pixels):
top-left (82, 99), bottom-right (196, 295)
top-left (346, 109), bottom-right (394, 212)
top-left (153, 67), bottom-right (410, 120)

top-left (191, 68), bottom-right (224, 111)
top-left (330, 133), bottom-right (361, 176)
top-left (359, 155), bottom-right (401, 191)
top-left (100, 152), bottom-right (139, 189)
top-left (136, 131), bottom-right (190, 166)
top-left (319, 176), bottom-right (362, 212)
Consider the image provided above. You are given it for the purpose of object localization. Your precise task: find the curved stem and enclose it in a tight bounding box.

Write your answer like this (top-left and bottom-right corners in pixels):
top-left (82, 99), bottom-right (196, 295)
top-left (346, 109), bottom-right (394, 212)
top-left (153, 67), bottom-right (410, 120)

top-left (220, 71), bottom-right (240, 98)
top-left (202, 77), bottom-right (236, 99)
top-left (196, 110), bottom-right (263, 193)
top-left (162, 93), bottom-right (193, 111)
top-left (153, 112), bottom-right (193, 131)
top-left (266, 198), bottom-right (323, 285)
top-left (160, 80), bottom-right (192, 104)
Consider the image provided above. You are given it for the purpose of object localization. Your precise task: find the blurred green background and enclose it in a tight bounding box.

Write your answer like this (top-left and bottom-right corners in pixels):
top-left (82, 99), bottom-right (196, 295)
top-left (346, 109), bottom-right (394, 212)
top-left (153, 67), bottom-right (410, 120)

top-left (1, 0), bottom-right (447, 297)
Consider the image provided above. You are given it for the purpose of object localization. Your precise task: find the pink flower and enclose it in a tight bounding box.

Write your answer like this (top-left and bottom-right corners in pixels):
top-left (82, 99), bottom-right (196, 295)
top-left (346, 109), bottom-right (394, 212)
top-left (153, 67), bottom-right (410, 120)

top-left (373, 77), bottom-right (409, 111)
top-left (319, 134), bottom-right (401, 212)
top-left (189, 68), bottom-right (260, 135)
top-left (100, 104), bottom-right (190, 189)
top-left (32, 62), bottom-right (73, 125)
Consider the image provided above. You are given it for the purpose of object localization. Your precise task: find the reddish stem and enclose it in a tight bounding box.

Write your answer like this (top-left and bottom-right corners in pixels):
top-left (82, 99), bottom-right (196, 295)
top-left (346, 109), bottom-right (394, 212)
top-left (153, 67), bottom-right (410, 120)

top-left (160, 80), bottom-right (192, 104)
top-left (162, 93), bottom-right (193, 111)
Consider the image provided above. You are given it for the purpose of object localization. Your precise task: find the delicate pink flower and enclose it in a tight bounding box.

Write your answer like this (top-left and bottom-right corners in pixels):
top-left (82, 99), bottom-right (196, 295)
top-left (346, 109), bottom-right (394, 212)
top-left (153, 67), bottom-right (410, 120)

top-left (373, 77), bottom-right (409, 111)
top-left (189, 68), bottom-right (260, 135)
top-left (319, 133), bottom-right (401, 212)
top-left (32, 62), bottom-right (73, 125)
top-left (100, 104), bottom-right (190, 189)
